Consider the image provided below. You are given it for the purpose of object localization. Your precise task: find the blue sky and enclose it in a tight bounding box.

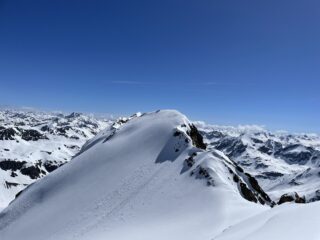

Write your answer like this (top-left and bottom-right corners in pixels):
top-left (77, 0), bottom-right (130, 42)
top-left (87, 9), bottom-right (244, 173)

top-left (0, 0), bottom-right (319, 132)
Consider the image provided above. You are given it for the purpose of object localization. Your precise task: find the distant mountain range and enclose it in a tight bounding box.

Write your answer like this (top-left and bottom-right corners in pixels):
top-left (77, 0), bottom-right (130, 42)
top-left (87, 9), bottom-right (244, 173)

top-left (0, 109), bottom-right (110, 208)
top-left (196, 122), bottom-right (320, 203)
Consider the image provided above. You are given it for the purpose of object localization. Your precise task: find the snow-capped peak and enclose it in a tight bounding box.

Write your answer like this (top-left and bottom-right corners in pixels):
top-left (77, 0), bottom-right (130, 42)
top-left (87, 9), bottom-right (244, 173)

top-left (0, 110), bottom-right (268, 240)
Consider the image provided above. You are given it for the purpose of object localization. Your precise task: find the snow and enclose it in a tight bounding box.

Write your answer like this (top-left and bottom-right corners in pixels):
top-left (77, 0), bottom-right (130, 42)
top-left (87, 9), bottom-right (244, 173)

top-left (0, 109), bottom-right (110, 209)
top-left (0, 110), bottom-right (266, 240)
top-left (214, 201), bottom-right (320, 240)
top-left (0, 109), bottom-right (319, 239)
top-left (195, 121), bottom-right (320, 203)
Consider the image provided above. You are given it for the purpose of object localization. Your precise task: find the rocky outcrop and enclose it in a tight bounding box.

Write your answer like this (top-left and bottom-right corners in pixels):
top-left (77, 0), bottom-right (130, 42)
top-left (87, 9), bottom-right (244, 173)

top-left (20, 165), bottom-right (43, 179)
top-left (0, 160), bottom-right (26, 171)
top-left (0, 128), bottom-right (17, 140)
top-left (187, 124), bottom-right (206, 150)
top-left (44, 161), bottom-right (64, 173)
top-left (190, 165), bottom-right (215, 186)
top-left (21, 129), bottom-right (48, 141)
top-left (239, 182), bottom-right (257, 203)
top-left (278, 192), bottom-right (306, 205)
top-left (245, 173), bottom-right (272, 203)
top-left (214, 137), bottom-right (247, 158)
top-left (4, 181), bottom-right (19, 189)
top-left (275, 144), bottom-right (313, 165)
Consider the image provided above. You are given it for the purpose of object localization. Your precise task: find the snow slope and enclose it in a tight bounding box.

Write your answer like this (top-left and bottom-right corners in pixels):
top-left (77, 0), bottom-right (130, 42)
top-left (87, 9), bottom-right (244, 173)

top-left (214, 201), bottom-right (320, 240)
top-left (0, 110), bottom-right (267, 240)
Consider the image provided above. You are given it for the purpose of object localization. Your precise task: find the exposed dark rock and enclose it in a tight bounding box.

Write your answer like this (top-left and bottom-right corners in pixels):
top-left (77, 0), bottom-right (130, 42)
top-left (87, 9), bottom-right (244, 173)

top-left (0, 128), bottom-right (17, 140)
top-left (5, 181), bottom-right (19, 189)
top-left (258, 197), bottom-right (265, 205)
top-left (278, 192), bottom-right (306, 205)
top-left (246, 173), bottom-right (272, 202)
top-left (294, 193), bottom-right (306, 203)
top-left (43, 161), bottom-right (62, 172)
top-left (190, 165), bottom-right (214, 186)
top-left (235, 165), bottom-right (244, 173)
top-left (289, 179), bottom-right (301, 186)
top-left (0, 160), bottom-right (26, 171)
top-left (15, 190), bottom-right (23, 199)
top-left (233, 174), bottom-right (239, 183)
top-left (258, 145), bottom-right (272, 155)
top-left (187, 125), bottom-right (206, 150)
top-left (40, 125), bottom-right (50, 132)
top-left (66, 112), bottom-right (81, 119)
top-left (263, 171), bottom-right (284, 178)
top-left (198, 167), bottom-right (210, 178)
top-left (56, 127), bottom-right (70, 136)
top-left (258, 140), bottom-right (282, 155)
top-left (64, 144), bottom-right (79, 150)
top-left (239, 182), bottom-right (257, 203)
top-left (255, 162), bottom-right (268, 169)
top-left (309, 190), bottom-right (320, 202)
top-left (251, 138), bottom-right (264, 144)
top-left (275, 144), bottom-right (312, 164)
top-left (20, 165), bottom-right (42, 179)
top-left (21, 129), bottom-right (47, 141)
top-left (184, 153), bottom-right (197, 168)
top-left (215, 137), bottom-right (246, 158)
top-left (239, 161), bottom-right (252, 167)
top-left (203, 130), bottom-right (224, 139)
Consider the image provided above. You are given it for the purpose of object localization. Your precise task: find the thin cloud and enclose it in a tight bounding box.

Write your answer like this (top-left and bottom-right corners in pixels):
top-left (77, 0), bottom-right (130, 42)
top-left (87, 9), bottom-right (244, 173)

top-left (110, 80), bottom-right (146, 85)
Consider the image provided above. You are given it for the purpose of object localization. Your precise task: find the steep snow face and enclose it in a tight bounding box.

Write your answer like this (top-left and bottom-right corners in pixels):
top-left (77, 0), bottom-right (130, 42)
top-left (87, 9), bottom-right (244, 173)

top-left (0, 110), bottom-right (110, 209)
top-left (0, 110), bottom-right (266, 240)
top-left (214, 201), bottom-right (320, 240)
top-left (195, 122), bottom-right (320, 203)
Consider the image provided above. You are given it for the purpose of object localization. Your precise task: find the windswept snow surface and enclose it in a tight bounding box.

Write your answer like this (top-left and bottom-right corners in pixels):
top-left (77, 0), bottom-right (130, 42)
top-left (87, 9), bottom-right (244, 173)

top-left (214, 201), bottom-right (320, 240)
top-left (0, 110), bottom-right (266, 240)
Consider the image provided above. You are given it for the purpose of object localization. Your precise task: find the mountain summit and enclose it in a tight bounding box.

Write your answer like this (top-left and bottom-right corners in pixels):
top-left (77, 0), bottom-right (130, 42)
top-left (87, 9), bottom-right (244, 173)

top-left (0, 110), bottom-right (268, 240)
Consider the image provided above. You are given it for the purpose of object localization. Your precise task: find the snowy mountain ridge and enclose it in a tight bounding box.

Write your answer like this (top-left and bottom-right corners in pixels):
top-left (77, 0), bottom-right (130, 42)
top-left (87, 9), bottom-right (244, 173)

top-left (0, 110), bottom-right (271, 240)
top-left (0, 109), bottom-right (320, 239)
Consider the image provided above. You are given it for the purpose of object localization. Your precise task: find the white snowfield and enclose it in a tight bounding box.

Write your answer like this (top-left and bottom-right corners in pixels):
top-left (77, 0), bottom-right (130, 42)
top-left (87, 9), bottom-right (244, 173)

top-left (0, 110), bottom-right (318, 240)
top-left (214, 201), bottom-right (320, 240)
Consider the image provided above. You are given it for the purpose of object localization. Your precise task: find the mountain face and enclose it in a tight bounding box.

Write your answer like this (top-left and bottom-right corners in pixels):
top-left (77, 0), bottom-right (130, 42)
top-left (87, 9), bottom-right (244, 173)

top-left (0, 109), bottom-right (110, 209)
top-left (0, 109), bottom-right (320, 239)
top-left (0, 110), bottom-right (271, 240)
top-left (195, 122), bottom-right (320, 203)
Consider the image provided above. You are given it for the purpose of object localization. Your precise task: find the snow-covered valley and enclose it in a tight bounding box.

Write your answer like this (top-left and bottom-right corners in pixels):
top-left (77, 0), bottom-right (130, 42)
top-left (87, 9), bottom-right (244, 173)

top-left (0, 109), bottom-right (319, 240)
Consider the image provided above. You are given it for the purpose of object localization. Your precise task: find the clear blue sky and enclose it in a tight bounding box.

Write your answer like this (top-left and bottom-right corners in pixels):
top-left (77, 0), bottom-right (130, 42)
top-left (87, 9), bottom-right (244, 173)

top-left (0, 0), bottom-right (319, 132)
